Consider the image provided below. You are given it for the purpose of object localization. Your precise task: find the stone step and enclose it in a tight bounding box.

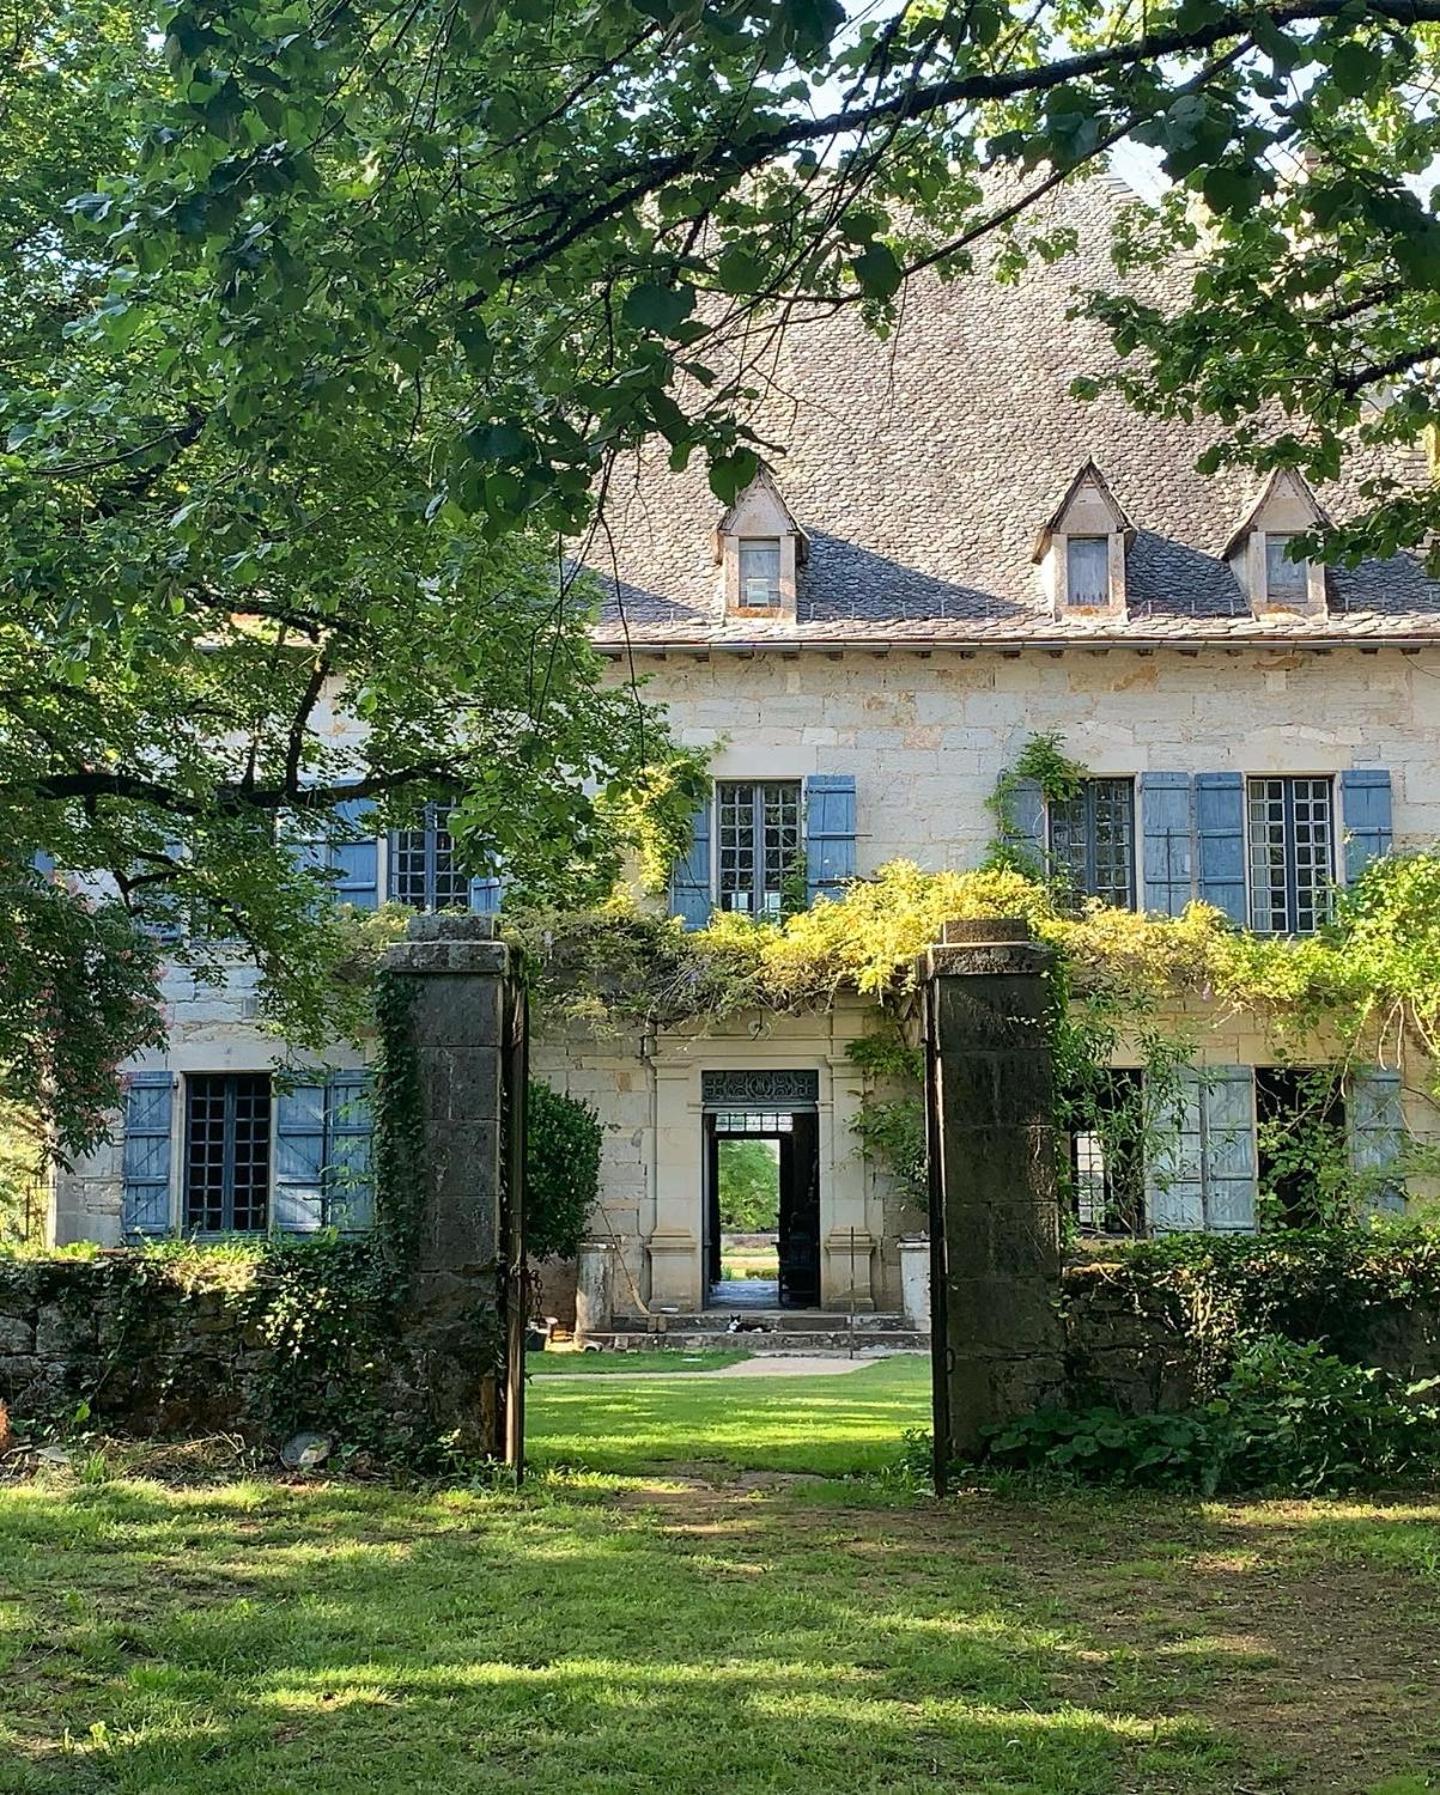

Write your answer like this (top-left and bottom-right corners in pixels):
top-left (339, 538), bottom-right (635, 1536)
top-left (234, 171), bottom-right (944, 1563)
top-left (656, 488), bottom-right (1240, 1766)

top-left (575, 1327), bottom-right (930, 1354)
top-left (645, 1310), bottom-right (915, 1333)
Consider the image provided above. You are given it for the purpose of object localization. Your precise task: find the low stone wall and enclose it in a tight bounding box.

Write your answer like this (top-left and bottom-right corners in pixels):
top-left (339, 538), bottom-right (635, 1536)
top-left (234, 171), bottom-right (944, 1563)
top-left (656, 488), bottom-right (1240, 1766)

top-left (1060, 1256), bottom-right (1440, 1413)
top-left (0, 1249), bottom-right (498, 1455)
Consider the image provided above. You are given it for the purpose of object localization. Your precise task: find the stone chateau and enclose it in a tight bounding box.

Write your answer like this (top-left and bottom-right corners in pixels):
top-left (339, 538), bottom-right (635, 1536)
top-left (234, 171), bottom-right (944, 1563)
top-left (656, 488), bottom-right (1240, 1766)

top-left (52, 176), bottom-right (1440, 1331)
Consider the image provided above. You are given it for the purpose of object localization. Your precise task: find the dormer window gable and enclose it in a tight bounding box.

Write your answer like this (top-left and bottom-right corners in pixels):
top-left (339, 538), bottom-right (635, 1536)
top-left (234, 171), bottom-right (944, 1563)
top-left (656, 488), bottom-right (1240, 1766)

top-left (1223, 469), bottom-right (1331, 617)
top-left (714, 468), bottom-right (807, 621)
top-left (1033, 460), bottom-right (1133, 619)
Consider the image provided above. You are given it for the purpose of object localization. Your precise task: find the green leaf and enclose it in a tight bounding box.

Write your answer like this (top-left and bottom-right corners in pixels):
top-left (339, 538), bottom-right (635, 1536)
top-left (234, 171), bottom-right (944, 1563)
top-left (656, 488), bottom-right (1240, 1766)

top-left (1330, 38), bottom-right (1381, 98)
top-left (849, 241), bottom-right (903, 300)
top-left (621, 282), bottom-right (697, 335)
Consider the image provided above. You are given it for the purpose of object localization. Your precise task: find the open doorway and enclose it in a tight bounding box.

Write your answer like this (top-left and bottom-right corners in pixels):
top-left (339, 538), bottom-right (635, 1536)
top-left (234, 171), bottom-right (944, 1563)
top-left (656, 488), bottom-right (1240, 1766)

top-left (704, 1108), bottom-right (820, 1310)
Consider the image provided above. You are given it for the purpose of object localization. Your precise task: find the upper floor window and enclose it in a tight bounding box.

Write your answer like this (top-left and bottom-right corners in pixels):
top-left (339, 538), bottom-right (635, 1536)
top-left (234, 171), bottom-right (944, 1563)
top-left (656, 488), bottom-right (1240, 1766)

top-left (738, 539), bottom-right (782, 609)
top-left (390, 802), bottom-right (469, 910)
top-left (717, 780), bottom-right (802, 918)
top-left (1048, 777), bottom-right (1136, 908)
top-left (1248, 776), bottom-right (1333, 934)
top-left (1066, 537), bottom-right (1111, 607)
top-left (1265, 533), bottom-right (1308, 601)
top-left (185, 1073), bottom-right (271, 1233)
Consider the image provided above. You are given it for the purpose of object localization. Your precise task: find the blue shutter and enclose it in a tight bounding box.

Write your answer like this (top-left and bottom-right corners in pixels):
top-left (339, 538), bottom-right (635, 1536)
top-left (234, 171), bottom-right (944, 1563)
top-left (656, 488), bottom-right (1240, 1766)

top-left (805, 774), bottom-right (857, 905)
top-left (1341, 768), bottom-right (1393, 884)
top-left (1349, 1067), bottom-right (1406, 1213)
top-left (1201, 1067), bottom-right (1257, 1232)
top-left (274, 1084), bottom-right (327, 1232)
top-left (326, 1074), bottom-right (375, 1231)
top-left (330, 797), bottom-right (378, 909)
top-left (1005, 777), bottom-right (1048, 872)
top-left (1195, 772), bottom-right (1248, 924)
top-left (469, 874), bottom-right (504, 914)
top-left (1146, 1068), bottom-right (1205, 1232)
top-left (121, 1072), bottom-right (174, 1235)
top-left (1139, 772), bottom-right (1194, 915)
top-left (670, 794), bottom-right (713, 928)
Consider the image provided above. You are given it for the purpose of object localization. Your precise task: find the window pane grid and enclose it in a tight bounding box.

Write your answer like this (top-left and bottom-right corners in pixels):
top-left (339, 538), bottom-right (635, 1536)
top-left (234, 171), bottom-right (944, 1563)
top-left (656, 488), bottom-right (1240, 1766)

top-left (391, 803), bottom-right (467, 910)
top-left (759, 782), bottom-right (801, 916)
top-left (185, 1075), bottom-right (271, 1234)
top-left (738, 540), bottom-right (781, 608)
top-left (1248, 777), bottom-right (1332, 934)
top-left (713, 1110), bottom-right (794, 1134)
top-left (1049, 778), bottom-right (1134, 908)
top-left (717, 784), bottom-right (757, 912)
top-left (716, 781), bottom-right (802, 916)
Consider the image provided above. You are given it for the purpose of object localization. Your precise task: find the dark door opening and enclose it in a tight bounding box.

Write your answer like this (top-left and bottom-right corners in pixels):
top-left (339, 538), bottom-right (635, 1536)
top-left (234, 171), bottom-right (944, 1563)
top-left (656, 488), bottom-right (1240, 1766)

top-left (705, 1108), bottom-right (821, 1310)
top-left (1255, 1066), bottom-right (1345, 1225)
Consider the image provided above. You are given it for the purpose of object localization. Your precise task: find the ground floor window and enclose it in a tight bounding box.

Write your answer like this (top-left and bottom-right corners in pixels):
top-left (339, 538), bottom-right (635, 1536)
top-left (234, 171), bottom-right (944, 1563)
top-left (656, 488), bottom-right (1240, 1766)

top-left (185, 1073), bottom-right (272, 1233)
top-left (1069, 1067), bottom-right (1145, 1236)
top-left (1254, 1066), bottom-right (1347, 1226)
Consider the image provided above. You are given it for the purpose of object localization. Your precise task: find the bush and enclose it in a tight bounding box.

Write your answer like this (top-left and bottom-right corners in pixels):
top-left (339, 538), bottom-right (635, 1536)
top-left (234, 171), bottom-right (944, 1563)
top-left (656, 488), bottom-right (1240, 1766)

top-left (979, 1336), bottom-right (1440, 1495)
top-left (525, 1081), bottom-right (603, 1262)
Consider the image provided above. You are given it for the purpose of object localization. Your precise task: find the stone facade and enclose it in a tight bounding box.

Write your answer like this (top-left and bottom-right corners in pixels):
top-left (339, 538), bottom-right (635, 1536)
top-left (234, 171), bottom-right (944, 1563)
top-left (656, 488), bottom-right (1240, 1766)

top-left (46, 173), bottom-right (1440, 1321)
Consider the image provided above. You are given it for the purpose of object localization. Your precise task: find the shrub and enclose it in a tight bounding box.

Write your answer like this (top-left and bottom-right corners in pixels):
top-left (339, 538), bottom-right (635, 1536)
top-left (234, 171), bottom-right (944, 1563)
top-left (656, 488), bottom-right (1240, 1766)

top-left (978, 1336), bottom-right (1440, 1495)
top-left (525, 1081), bottom-right (603, 1261)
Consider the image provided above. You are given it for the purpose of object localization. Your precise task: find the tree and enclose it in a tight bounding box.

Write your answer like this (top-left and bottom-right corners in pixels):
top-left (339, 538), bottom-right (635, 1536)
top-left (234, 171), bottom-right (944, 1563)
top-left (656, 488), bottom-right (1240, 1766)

top-left (0, 0), bottom-right (702, 1152)
top-left (717, 1138), bottom-right (780, 1232)
top-left (36, 0), bottom-right (1440, 559)
top-left (7, 0), bottom-right (1440, 1143)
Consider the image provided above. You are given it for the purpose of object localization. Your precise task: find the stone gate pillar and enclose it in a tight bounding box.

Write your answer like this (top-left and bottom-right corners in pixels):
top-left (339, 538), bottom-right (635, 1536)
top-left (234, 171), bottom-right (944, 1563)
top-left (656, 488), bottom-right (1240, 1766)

top-left (381, 913), bottom-right (513, 1457)
top-left (920, 917), bottom-right (1064, 1483)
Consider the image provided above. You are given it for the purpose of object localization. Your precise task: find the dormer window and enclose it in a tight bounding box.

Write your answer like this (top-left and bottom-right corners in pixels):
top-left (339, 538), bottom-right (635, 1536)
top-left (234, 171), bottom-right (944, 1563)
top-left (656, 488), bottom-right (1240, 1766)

top-left (739, 539), bottom-right (782, 609)
top-left (1265, 533), bottom-right (1308, 601)
top-left (715, 469), bottom-right (807, 622)
top-left (1066, 537), bottom-right (1111, 607)
top-left (1224, 470), bottom-right (1330, 617)
top-left (1033, 461), bottom-right (1133, 619)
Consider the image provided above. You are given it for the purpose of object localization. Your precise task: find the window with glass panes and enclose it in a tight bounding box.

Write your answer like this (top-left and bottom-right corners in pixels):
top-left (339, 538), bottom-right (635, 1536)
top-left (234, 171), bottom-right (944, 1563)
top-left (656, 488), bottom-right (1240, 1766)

top-left (389, 802), bottom-right (470, 910)
top-left (1265, 533), bottom-right (1307, 598)
top-left (738, 539), bottom-right (781, 608)
top-left (1248, 776), bottom-right (1334, 933)
top-left (1048, 777), bottom-right (1136, 908)
top-left (716, 781), bottom-right (802, 917)
top-left (184, 1074), bottom-right (271, 1232)
top-left (1065, 536), bottom-right (1110, 605)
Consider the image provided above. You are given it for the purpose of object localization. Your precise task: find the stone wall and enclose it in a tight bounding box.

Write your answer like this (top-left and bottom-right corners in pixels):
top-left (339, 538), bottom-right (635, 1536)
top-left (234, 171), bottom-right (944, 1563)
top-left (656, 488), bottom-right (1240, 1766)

top-left (635, 643), bottom-right (1440, 863)
top-left (1060, 1258), bottom-right (1440, 1412)
top-left (0, 1253), bottom-right (437, 1445)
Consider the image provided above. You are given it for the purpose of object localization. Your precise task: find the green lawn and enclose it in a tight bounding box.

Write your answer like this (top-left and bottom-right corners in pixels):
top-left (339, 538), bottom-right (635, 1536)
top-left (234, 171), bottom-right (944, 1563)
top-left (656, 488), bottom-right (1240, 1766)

top-left (2, 1363), bottom-right (1438, 1795)
top-left (526, 1347), bottom-right (754, 1376)
top-left (526, 1354), bottom-right (930, 1474)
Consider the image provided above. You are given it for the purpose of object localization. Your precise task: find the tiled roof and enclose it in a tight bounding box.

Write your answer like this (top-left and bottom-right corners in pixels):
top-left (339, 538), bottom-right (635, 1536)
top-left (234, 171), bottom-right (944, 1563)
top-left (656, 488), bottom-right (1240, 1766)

top-left (584, 176), bottom-right (1440, 650)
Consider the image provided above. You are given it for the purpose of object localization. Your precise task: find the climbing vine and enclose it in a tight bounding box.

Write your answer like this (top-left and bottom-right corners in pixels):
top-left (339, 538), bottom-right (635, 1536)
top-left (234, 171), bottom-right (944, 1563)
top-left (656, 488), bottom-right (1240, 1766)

top-left (507, 733), bottom-right (1440, 1228)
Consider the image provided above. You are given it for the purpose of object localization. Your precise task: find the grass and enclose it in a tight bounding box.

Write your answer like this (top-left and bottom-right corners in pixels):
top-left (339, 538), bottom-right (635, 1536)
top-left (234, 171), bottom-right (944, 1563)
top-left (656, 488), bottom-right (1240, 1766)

top-left (525, 1347), bottom-right (754, 1376)
top-left (1, 1362), bottom-right (1438, 1795)
top-left (527, 1353), bottom-right (929, 1473)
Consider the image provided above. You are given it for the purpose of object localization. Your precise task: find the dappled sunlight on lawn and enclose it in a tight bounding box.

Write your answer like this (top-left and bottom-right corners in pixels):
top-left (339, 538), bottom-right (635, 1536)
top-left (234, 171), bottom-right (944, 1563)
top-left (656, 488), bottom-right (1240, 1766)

top-left (525, 1353), bottom-right (932, 1475)
top-left (1, 1433), bottom-right (1438, 1794)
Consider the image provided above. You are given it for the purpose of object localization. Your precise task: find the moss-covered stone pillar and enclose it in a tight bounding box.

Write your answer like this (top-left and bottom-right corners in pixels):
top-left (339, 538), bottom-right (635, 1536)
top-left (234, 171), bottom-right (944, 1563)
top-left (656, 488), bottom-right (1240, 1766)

top-left (380, 914), bottom-right (511, 1457)
top-left (920, 917), bottom-right (1064, 1482)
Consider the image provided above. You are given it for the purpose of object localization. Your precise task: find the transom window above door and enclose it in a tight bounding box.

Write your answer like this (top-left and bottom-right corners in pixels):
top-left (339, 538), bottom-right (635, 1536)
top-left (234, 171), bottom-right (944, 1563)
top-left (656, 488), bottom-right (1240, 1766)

top-left (1048, 777), bottom-right (1136, 908)
top-left (716, 780), bottom-right (803, 917)
top-left (1248, 776), bottom-right (1334, 934)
